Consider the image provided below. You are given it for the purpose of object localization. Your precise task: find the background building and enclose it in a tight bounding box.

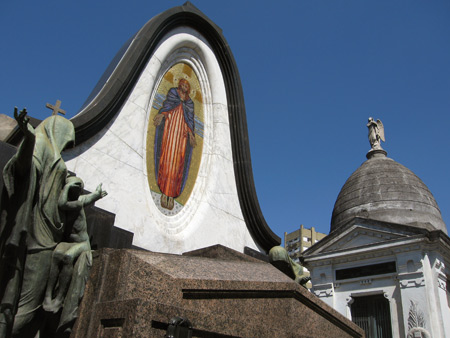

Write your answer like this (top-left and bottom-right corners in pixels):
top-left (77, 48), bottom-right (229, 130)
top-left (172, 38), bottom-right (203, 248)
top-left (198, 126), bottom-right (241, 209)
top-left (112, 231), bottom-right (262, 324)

top-left (285, 226), bottom-right (327, 289)
top-left (285, 225), bottom-right (327, 264)
top-left (303, 146), bottom-right (450, 337)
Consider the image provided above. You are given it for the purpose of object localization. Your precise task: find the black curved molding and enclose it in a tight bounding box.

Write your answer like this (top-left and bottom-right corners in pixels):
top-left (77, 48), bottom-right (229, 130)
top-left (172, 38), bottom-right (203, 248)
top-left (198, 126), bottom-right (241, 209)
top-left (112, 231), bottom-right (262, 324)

top-left (70, 2), bottom-right (280, 251)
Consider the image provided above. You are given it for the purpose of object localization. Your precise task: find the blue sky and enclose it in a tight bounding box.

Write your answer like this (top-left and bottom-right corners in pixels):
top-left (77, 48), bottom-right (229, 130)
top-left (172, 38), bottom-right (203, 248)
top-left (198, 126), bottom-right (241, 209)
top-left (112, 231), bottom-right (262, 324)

top-left (1, 1), bottom-right (449, 242)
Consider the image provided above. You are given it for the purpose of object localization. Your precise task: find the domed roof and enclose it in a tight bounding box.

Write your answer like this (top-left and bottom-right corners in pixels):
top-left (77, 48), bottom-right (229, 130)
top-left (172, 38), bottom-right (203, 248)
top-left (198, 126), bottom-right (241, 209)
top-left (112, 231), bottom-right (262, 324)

top-left (331, 151), bottom-right (447, 234)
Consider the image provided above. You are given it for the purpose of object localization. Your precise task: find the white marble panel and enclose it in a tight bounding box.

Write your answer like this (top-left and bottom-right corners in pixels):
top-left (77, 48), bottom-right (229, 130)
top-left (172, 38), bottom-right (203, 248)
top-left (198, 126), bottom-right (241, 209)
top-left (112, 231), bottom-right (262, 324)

top-left (212, 103), bottom-right (229, 124)
top-left (212, 119), bottom-right (234, 162)
top-left (65, 26), bottom-right (260, 255)
top-left (127, 57), bottom-right (161, 111)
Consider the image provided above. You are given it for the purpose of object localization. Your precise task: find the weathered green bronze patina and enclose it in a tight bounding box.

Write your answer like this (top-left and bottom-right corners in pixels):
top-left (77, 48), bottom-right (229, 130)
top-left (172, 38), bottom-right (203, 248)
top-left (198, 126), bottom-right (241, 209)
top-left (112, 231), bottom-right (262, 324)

top-left (0, 108), bottom-right (96, 337)
top-left (269, 246), bottom-right (310, 287)
top-left (44, 177), bottom-right (107, 315)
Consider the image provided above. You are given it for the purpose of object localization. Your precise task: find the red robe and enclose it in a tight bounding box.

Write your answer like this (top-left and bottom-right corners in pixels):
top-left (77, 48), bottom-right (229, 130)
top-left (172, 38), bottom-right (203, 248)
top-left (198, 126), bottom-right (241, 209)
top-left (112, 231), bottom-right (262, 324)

top-left (158, 103), bottom-right (190, 197)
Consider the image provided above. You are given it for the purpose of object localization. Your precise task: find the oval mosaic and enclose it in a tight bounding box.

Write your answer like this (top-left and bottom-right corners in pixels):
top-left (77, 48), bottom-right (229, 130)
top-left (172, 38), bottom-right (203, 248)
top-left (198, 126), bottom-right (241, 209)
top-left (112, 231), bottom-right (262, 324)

top-left (146, 63), bottom-right (204, 215)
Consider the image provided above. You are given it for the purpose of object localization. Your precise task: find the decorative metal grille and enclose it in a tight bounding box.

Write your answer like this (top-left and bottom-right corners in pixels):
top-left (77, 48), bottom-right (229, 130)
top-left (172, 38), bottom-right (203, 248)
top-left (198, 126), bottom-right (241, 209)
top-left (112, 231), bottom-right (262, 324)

top-left (351, 294), bottom-right (392, 338)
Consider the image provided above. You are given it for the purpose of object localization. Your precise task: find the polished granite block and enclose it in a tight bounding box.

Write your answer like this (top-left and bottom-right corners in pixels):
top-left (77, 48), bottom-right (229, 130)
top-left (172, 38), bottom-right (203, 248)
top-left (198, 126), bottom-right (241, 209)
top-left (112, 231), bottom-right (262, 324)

top-left (71, 246), bottom-right (364, 337)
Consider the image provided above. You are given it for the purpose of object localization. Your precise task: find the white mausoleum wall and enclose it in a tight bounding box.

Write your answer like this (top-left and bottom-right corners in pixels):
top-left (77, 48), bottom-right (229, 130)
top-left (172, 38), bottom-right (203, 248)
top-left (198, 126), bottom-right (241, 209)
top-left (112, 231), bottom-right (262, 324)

top-left (309, 243), bottom-right (450, 337)
top-left (63, 27), bottom-right (260, 254)
top-left (328, 257), bottom-right (402, 336)
top-left (423, 251), bottom-right (450, 338)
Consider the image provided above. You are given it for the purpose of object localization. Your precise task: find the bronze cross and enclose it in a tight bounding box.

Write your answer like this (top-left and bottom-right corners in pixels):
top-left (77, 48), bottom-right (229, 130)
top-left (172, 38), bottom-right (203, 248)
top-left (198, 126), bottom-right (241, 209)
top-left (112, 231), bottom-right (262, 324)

top-left (46, 100), bottom-right (66, 116)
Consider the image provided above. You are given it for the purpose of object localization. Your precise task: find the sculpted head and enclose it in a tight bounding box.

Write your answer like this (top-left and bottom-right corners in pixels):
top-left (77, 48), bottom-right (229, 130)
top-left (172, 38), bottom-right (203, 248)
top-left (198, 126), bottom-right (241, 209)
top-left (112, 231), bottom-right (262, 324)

top-left (36, 115), bottom-right (75, 154)
top-left (66, 176), bottom-right (84, 199)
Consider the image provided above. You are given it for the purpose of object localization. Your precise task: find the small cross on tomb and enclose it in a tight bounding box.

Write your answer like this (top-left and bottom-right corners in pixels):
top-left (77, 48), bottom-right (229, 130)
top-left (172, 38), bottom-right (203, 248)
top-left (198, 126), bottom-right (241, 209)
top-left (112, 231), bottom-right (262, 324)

top-left (46, 100), bottom-right (66, 116)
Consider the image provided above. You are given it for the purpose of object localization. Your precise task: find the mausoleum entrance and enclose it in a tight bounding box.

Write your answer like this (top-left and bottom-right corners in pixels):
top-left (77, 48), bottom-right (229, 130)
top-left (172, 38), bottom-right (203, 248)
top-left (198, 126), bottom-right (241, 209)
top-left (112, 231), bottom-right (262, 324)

top-left (351, 294), bottom-right (393, 338)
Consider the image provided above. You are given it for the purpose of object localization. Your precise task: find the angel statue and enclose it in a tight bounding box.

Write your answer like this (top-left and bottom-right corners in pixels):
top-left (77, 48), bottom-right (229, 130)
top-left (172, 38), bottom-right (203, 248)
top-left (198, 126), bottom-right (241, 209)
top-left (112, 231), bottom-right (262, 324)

top-left (367, 117), bottom-right (385, 150)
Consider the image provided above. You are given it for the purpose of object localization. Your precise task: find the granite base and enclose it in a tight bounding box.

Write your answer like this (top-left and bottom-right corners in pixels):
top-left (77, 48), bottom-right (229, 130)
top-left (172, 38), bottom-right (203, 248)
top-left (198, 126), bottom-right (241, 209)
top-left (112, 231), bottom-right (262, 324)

top-left (71, 246), bottom-right (363, 337)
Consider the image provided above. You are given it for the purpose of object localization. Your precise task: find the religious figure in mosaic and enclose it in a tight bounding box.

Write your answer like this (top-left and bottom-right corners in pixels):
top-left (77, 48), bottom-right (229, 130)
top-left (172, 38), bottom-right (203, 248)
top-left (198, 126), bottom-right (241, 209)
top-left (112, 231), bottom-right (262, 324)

top-left (367, 117), bottom-right (385, 150)
top-left (153, 78), bottom-right (196, 210)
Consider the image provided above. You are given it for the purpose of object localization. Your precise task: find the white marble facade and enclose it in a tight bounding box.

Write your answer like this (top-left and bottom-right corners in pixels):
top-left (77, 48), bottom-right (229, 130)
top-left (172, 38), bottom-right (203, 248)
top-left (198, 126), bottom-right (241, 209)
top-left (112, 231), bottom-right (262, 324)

top-left (304, 219), bottom-right (450, 337)
top-left (63, 27), bottom-right (260, 254)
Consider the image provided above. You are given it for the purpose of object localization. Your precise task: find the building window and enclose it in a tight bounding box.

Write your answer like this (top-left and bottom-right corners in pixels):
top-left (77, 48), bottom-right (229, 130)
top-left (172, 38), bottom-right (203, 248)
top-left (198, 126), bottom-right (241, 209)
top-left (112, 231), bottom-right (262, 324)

top-left (336, 262), bottom-right (396, 280)
top-left (351, 294), bottom-right (392, 338)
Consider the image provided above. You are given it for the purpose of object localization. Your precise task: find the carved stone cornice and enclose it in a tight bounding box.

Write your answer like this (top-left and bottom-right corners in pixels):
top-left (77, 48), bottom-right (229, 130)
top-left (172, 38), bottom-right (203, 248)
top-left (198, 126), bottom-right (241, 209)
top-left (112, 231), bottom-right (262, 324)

top-left (312, 283), bottom-right (334, 298)
top-left (306, 240), bottom-right (425, 268)
top-left (397, 271), bottom-right (425, 288)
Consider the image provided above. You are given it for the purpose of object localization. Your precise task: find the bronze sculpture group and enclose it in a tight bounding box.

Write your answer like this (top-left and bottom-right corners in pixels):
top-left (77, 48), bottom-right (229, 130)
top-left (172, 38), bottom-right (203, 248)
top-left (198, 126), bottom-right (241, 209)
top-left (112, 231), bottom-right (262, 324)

top-left (0, 108), bottom-right (106, 338)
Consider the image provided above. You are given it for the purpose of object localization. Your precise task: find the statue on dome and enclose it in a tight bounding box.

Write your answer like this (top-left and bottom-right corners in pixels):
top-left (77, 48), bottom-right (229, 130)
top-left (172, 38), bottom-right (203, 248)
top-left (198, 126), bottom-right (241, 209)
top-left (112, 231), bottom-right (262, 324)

top-left (367, 117), bottom-right (385, 150)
